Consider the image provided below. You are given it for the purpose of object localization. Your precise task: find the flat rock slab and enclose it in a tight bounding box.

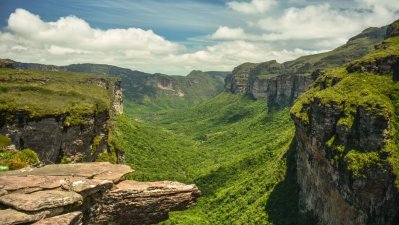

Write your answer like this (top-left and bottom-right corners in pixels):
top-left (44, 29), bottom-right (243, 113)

top-left (116, 180), bottom-right (200, 193)
top-left (89, 180), bottom-right (201, 225)
top-left (0, 209), bottom-right (45, 225)
top-left (0, 175), bottom-right (64, 192)
top-left (0, 162), bottom-right (133, 183)
top-left (0, 208), bottom-right (63, 225)
top-left (62, 178), bottom-right (113, 197)
top-left (32, 211), bottom-right (82, 225)
top-left (0, 190), bottom-right (83, 211)
top-left (0, 163), bottom-right (200, 225)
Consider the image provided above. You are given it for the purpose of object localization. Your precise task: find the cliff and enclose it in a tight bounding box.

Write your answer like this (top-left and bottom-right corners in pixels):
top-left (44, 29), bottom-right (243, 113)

top-left (0, 68), bottom-right (123, 164)
top-left (226, 26), bottom-right (387, 108)
top-left (290, 20), bottom-right (399, 225)
top-left (0, 162), bottom-right (200, 225)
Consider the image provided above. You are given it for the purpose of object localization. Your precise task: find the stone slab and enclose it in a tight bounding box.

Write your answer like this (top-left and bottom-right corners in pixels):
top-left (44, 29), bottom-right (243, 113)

top-left (0, 190), bottom-right (83, 211)
top-left (32, 211), bottom-right (82, 225)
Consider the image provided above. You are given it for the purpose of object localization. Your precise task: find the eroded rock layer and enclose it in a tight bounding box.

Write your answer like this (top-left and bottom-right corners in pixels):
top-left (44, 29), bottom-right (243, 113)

top-left (0, 162), bottom-right (200, 225)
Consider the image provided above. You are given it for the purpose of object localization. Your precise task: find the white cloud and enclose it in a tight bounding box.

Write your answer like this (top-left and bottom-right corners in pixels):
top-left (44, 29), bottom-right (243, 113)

top-left (209, 26), bottom-right (246, 40)
top-left (1, 9), bottom-right (181, 66)
top-left (1, 2), bottom-right (398, 75)
top-left (0, 8), bottom-right (324, 75)
top-left (359, 0), bottom-right (399, 11)
top-left (227, 0), bottom-right (277, 14)
top-left (164, 41), bottom-right (322, 72)
top-left (252, 3), bottom-right (398, 45)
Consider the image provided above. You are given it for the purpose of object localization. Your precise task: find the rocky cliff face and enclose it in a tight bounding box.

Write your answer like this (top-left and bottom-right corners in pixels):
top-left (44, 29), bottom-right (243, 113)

top-left (0, 162), bottom-right (200, 225)
top-left (0, 111), bottom-right (109, 164)
top-left (249, 74), bottom-right (313, 107)
top-left (225, 62), bottom-right (258, 94)
top-left (292, 98), bottom-right (398, 225)
top-left (0, 73), bottom-right (123, 164)
top-left (150, 75), bottom-right (185, 96)
top-left (225, 60), bottom-right (314, 108)
top-left (226, 26), bottom-right (387, 108)
top-left (290, 23), bottom-right (399, 224)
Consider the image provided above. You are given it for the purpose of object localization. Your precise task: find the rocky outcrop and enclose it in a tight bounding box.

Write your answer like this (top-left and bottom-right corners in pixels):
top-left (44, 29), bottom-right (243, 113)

top-left (0, 76), bottom-right (123, 164)
top-left (225, 63), bottom-right (259, 94)
top-left (346, 55), bottom-right (399, 75)
top-left (290, 35), bottom-right (399, 224)
top-left (151, 76), bottom-right (185, 96)
top-left (226, 25), bottom-right (387, 107)
top-left (225, 61), bottom-right (314, 108)
top-left (0, 59), bottom-right (14, 69)
top-left (291, 99), bottom-right (398, 225)
top-left (108, 78), bottom-right (124, 116)
top-left (0, 111), bottom-right (109, 163)
top-left (0, 162), bottom-right (200, 225)
top-left (385, 19), bottom-right (399, 38)
top-left (249, 74), bottom-right (313, 107)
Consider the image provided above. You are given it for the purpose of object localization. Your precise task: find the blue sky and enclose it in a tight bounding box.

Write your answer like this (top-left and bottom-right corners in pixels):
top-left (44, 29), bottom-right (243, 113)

top-left (0, 0), bottom-right (398, 74)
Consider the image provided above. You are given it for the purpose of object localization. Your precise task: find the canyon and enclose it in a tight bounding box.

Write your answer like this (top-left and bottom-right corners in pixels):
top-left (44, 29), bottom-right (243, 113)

top-left (0, 19), bottom-right (398, 225)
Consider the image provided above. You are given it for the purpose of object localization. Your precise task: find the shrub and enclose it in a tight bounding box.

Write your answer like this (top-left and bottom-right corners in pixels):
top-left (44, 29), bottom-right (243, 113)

top-left (1, 148), bottom-right (39, 170)
top-left (0, 134), bottom-right (11, 148)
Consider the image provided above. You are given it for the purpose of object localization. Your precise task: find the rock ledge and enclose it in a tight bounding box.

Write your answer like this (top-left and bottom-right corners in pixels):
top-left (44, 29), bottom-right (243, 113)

top-left (0, 162), bottom-right (200, 225)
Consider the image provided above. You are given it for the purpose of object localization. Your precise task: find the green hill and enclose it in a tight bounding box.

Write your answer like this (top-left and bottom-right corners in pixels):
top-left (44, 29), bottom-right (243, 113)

top-left (282, 26), bottom-right (387, 75)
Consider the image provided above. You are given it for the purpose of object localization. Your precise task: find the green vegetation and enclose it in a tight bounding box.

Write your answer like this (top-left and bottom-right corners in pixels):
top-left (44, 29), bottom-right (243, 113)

top-left (64, 64), bottom-right (227, 118)
top-left (283, 26), bottom-right (386, 75)
top-left (291, 47), bottom-right (399, 182)
top-left (351, 36), bottom-right (399, 64)
top-left (0, 68), bottom-right (112, 123)
top-left (345, 150), bottom-right (385, 178)
top-left (0, 148), bottom-right (39, 171)
top-left (115, 92), bottom-right (306, 224)
top-left (0, 134), bottom-right (12, 148)
top-left (0, 135), bottom-right (39, 171)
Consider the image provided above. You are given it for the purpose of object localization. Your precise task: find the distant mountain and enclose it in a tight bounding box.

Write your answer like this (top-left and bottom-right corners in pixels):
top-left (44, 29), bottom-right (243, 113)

top-left (1, 60), bottom-right (229, 117)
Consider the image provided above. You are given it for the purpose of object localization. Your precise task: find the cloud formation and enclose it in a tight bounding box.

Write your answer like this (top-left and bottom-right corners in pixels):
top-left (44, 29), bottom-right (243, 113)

top-left (0, 8), bottom-right (321, 74)
top-left (211, 1), bottom-right (398, 49)
top-left (209, 26), bottom-right (246, 40)
top-left (0, 0), bottom-right (398, 75)
top-left (227, 0), bottom-right (277, 14)
top-left (256, 3), bottom-right (397, 41)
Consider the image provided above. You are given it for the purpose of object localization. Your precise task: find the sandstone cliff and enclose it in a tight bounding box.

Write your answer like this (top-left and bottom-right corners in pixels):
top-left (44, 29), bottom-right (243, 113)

top-left (0, 69), bottom-right (123, 164)
top-left (0, 162), bottom-right (200, 225)
top-left (226, 26), bottom-right (387, 108)
top-left (290, 20), bottom-right (399, 225)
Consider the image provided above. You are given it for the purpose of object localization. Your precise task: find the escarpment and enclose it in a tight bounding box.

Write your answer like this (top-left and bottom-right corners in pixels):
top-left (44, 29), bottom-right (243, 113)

top-left (226, 25), bottom-right (387, 108)
top-left (0, 162), bottom-right (200, 225)
top-left (290, 24), bottom-right (399, 225)
top-left (0, 68), bottom-right (123, 164)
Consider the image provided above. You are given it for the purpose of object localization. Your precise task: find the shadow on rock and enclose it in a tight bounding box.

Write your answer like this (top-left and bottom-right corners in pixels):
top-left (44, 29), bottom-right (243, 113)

top-left (265, 138), bottom-right (317, 225)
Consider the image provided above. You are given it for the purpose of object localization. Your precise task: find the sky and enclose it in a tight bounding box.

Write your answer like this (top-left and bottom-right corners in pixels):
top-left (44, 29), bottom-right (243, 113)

top-left (0, 0), bottom-right (398, 75)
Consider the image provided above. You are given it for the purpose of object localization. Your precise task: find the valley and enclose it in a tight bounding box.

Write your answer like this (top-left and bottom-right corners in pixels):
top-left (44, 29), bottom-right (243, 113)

top-left (0, 11), bottom-right (398, 225)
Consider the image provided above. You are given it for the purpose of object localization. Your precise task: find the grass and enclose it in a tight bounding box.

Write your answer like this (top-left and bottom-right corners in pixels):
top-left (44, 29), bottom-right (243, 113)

top-left (350, 36), bottom-right (399, 65)
top-left (0, 68), bottom-right (113, 123)
top-left (115, 92), bottom-right (307, 224)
